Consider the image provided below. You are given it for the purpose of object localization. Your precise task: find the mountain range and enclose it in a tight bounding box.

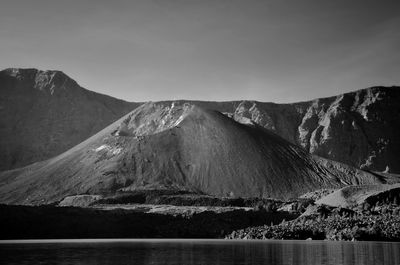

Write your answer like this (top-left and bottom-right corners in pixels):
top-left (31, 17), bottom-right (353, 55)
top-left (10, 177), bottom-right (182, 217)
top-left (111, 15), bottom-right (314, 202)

top-left (1, 101), bottom-right (391, 204)
top-left (0, 68), bottom-right (399, 204)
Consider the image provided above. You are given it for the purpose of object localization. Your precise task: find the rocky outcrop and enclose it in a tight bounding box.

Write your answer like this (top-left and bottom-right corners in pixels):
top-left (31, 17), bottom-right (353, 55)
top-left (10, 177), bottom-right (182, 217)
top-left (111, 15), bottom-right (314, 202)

top-left (0, 68), bottom-right (140, 170)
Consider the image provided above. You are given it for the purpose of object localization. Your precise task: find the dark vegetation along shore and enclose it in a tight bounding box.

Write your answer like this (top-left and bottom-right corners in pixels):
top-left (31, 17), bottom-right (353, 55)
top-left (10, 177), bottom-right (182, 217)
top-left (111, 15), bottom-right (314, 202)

top-left (0, 205), bottom-right (295, 239)
top-left (0, 191), bottom-right (297, 239)
top-left (227, 199), bottom-right (400, 242)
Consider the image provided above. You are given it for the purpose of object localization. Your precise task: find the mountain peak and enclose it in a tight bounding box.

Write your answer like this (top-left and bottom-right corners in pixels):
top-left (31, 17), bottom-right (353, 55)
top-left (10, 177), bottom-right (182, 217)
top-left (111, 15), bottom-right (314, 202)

top-left (0, 68), bottom-right (140, 171)
top-left (1, 67), bottom-right (77, 95)
top-left (2, 67), bottom-right (67, 78)
top-left (115, 101), bottom-right (197, 137)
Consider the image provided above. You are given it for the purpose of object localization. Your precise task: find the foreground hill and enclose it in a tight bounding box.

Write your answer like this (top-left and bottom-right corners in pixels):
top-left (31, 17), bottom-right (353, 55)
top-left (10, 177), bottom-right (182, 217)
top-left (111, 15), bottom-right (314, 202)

top-left (0, 68), bottom-right (140, 170)
top-left (0, 102), bottom-right (392, 205)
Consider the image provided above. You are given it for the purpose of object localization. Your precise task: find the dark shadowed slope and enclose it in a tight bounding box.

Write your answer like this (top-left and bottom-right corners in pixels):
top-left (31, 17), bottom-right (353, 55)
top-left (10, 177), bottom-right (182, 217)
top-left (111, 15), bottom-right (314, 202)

top-left (0, 102), bottom-right (390, 205)
top-left (0, 68), bottom-right (141, 170)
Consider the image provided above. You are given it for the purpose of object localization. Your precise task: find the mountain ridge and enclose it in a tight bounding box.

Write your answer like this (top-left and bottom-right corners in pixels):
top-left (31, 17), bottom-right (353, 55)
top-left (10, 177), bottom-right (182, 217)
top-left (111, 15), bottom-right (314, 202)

top-left (1, 68), bottom-right (399, 174)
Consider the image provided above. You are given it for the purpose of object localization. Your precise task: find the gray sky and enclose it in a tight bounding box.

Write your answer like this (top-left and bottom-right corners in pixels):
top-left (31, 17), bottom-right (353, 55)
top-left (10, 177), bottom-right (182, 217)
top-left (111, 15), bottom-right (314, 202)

top-left (1, 0), bottom-right (399, 102)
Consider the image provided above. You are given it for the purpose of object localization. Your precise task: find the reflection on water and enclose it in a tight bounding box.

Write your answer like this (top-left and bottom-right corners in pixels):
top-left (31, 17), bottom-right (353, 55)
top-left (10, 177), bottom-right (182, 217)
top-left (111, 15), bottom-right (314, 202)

top-left (0, 239), bottom-right (399, 265)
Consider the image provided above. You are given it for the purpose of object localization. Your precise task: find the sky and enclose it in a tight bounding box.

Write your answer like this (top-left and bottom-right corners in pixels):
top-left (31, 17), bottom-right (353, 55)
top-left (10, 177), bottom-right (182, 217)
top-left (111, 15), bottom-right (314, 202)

top-left (1, 0), bottom-right (399, 103)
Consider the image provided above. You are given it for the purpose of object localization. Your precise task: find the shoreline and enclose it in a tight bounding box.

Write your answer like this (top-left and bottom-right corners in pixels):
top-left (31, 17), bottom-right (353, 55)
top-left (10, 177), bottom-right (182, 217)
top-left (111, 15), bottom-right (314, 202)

top-left (2, 238), bottom-right (400, 244)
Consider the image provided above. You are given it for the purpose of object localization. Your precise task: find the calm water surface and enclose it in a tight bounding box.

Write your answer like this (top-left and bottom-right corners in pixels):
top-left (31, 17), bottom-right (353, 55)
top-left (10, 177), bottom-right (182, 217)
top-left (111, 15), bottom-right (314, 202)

top-left (0, 239), bottom-right (399, 265)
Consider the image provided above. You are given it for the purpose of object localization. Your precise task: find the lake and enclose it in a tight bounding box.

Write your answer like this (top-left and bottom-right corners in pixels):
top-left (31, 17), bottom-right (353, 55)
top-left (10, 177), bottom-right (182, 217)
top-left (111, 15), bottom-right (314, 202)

top-left (0, 239), bottom-right (399, 265)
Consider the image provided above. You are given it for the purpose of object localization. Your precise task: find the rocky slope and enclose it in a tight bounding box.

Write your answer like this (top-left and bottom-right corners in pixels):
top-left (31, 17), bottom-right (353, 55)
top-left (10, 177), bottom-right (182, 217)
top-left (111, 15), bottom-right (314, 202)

top-left (0, 68), bottom-right (140, 170)
top-left (0, 102), bottom-right (392, 205)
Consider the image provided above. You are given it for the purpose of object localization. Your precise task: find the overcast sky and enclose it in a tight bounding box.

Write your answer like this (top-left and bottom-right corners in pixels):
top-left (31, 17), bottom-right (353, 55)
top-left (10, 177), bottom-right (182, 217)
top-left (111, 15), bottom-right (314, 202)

top-left (1, 0), bottom-right (399, 102)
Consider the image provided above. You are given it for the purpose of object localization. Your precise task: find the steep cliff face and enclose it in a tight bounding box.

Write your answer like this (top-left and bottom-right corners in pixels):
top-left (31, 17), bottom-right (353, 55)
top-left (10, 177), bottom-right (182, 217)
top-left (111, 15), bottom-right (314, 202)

top-left (0, 102), bottom-right (387, 205)
top-left (296, 87), bottom-right (400, 173)
top-left (0, 68), bottom-right (140, 170)
top-left (224, 87), bottom-right (400, 174)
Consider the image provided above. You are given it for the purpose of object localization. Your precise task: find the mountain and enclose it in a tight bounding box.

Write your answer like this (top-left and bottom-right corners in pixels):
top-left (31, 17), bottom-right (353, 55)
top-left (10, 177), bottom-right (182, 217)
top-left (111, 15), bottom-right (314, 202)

top-left (162, 87), bottom-right (400, 174)
top-left (275, 87), bottom-right (400, 174)
top-left (0, 68), bottom-right (140, 170)
top-left (0, 102), bottom-right (393, 205)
